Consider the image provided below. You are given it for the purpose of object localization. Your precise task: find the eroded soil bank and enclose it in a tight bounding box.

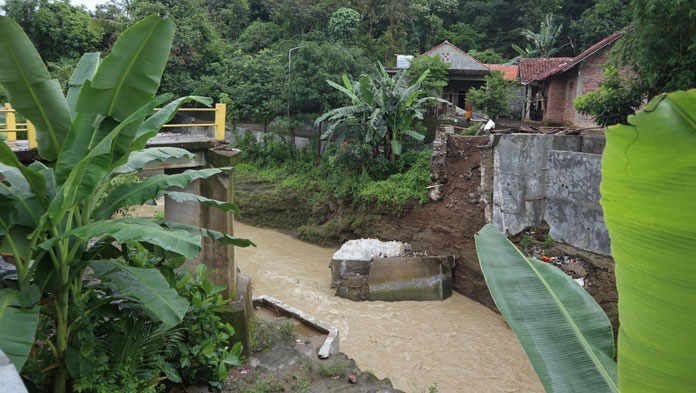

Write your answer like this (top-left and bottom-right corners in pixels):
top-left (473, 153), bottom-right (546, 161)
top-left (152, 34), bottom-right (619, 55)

top-left (234, 222), bottom-right (544, 393)
top-left (235, 135), bottom-right (619, 332)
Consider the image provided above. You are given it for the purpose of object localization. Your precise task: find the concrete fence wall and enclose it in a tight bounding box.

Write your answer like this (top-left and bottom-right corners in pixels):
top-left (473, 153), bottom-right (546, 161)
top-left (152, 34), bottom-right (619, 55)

top-left (487, 133), bottom-right (610, 255)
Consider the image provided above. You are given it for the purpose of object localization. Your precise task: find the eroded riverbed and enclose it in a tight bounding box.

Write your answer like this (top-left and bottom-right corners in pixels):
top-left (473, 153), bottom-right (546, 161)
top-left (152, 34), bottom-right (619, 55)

top-left (234, 222), bottom-right (543, 393)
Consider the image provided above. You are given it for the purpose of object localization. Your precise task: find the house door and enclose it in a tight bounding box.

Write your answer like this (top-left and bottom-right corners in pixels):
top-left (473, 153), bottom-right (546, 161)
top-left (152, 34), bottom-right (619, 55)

top-left (458, 91), bottom-right (467, 109)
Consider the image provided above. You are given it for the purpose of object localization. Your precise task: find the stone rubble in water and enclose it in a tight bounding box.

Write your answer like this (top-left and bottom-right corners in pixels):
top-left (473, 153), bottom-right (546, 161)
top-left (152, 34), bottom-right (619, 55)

top-left (332, 239), bottom-right (411, 261)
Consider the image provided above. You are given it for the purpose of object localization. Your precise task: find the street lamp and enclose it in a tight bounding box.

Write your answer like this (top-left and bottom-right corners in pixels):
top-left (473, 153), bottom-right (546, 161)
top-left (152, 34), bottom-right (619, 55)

top-left (287, 46), bottom-right (304, 145)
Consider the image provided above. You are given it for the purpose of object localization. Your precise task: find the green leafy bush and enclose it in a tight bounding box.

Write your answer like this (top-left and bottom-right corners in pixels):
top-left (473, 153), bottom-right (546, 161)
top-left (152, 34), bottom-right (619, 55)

top-left (574, 66), bottom-right (643, 127)
top-left (357, 150), bottom-right (431, 207)
top-left (467, 70), bottom-right (515, 119)
top-left (169, 265), bottom-right (243, 390)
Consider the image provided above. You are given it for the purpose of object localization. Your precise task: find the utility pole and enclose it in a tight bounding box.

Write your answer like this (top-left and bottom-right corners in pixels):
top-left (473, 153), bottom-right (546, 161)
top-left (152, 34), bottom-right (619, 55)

top-left (287, 46), bottom-right (303, 146)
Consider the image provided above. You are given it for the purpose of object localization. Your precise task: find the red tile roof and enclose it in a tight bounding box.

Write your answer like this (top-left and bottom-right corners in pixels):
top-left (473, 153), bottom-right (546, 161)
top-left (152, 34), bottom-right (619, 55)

top-left (485, 64), bottom-right (519, 80)
top-left (541, 30), bottom-right (624, 79)
top-left (519, 57), bottom-right (573, 83)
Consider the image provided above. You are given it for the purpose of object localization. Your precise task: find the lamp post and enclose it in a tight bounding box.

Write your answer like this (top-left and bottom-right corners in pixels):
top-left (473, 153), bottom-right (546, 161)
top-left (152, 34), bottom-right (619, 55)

top-left (287, 46), bottom-right (303, 145)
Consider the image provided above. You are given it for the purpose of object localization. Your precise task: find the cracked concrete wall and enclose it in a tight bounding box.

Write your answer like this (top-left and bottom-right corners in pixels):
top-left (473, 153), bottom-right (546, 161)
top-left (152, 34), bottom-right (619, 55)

top-left (489, 133), bottom-right (611, 256)
top-left (492, 134), bottom-right (582, 235)
top-left (545, 151), bottom-right (610, 255)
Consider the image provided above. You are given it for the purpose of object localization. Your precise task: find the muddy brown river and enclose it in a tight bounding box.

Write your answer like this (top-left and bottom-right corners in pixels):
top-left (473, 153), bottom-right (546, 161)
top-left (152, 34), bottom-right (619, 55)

top-left (234, 222), bottom-right (543, 393)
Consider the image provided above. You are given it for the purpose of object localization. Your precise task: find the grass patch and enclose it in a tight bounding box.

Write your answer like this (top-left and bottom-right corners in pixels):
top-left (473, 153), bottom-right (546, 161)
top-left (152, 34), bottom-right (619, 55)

top-left (357, 150), bottom-right (430, 207)
top-left (241, 377), bottom-right (285, 393)
top-left (250, 316), bottom-right (298, 354)
top-left (317, 360), bottom-right (346, 377)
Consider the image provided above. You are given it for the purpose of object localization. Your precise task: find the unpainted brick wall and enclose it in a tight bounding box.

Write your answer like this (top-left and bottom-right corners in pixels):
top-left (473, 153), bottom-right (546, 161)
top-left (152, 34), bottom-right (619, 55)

top-left (542, 45), bottom-right (613, 126)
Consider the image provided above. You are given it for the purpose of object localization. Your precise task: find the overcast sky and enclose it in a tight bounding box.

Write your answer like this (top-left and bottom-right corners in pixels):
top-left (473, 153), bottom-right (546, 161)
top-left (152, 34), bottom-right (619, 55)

top-left (0, 0), bottom-right (107, 12)
top-left (71, 0), bottom-right (107, 11)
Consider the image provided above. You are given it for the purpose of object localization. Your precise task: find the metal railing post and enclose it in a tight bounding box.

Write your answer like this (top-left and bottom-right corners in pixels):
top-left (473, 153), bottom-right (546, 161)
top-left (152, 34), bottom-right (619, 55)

top-left (5, 103), bottom-right (16, 141)
top-left (214, 103), bottom-right (226, 141)
top-left (27, 120), bottom-right (37, 148)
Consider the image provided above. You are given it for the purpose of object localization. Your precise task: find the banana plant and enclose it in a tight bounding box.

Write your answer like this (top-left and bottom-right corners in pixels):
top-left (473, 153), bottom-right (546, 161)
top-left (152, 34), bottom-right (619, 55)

top-left (316, 63), bottom-right (448, 162)
top-left (475, 89), bottom-right (696, 392)
top-left (0, 15), bottom-right (252, 393)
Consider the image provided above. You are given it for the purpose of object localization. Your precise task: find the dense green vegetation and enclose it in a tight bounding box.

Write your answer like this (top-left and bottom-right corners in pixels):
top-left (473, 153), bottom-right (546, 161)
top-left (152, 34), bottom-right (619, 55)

top-left (1, 0), bottom-right (636, 122)
top-left (575, 0), bottom-right (696, 124)
top-left (235, 132), bottom-right (431, 209)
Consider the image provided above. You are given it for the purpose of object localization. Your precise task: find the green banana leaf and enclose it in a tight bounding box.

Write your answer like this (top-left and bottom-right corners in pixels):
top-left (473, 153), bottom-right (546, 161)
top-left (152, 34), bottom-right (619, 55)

top-left (40, 218), bottom-right (202, 259)
top-left (162, 191), bottom-right (240, 214)
top-left (163, 221), bottom-right (255, 248)
top-left (93, 168), bottom-right (227, 219)
top-left (0, 141), bottom-right (47, 206)
top-left (75, 15), bottom-right (174, 121)
top-left (475, 224), bottom-right (618, 393)
top-left (0, 16), bottom-right (72, 161)
top-left (88, 260), bottom-right (188, 326)
top-left (112, 147), bottom-right (195, 174)
top-left (601, 89), bottom-right (696, 392)
top-left (0, 288), bottom-right (39, 370)
top-left (48, 95), bottom-right (172, 222)
top-left (66, 52), bottom-right (100, 119)
top-left (115, 95), bottom-right (212, 166)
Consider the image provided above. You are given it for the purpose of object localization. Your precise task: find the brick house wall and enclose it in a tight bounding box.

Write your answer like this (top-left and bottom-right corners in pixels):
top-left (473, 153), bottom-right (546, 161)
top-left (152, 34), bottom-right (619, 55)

top-left (543, 75), bottom-right (569, 123)
top-left (541, 45), bottom-right (613, 126)
top-left (574, 46), bottom-right (611, 126)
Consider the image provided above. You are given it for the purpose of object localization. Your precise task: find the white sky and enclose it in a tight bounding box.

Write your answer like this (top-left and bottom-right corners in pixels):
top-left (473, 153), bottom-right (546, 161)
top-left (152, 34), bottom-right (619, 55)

top-left (70, 0), bottom-right (108, 11)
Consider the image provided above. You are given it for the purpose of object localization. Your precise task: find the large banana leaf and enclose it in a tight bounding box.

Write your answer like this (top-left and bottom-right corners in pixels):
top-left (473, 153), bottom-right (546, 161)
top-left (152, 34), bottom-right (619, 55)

top-left (75, 15), bottom-right (174, 121)
top-left (66, 52), bottom-right (100, 119)
top-left (111, 147), bottom-right (195, 174)
top-left (40, 218), bottom-right (202, 259)
top-left (0, 289), bottom-right (39, 370)
top-left (93, 168), bottom-right (227, 219)
top-left (48, 95), bottom-right (172, 222)
top-left (114, 95), bottom-right (212, 166)
top-left (0, 16), bottom-right (71, 161)
top-left (475, 224), bottom-right (618, 393)
top-left (74, 15), bottom-right (174, 169)
top-left (0, 164), bottom-right (43, 227)
top-left (0, 140), bottom-right (47, 206)
top-left (601, 90), bottom-right (696, 392)
top-left (162, 191), bottom-right (240, 214)
top-left (163, 221), bottom-right (255, 248)
top-left (88, 260), bottom-right (188, 326)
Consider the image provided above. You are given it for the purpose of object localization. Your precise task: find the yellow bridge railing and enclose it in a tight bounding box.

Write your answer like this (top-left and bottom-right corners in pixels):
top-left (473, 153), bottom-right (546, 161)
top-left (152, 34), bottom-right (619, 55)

top-left (0, 103), bottom-right (38, 148)
top-left (0, 103), bottom-right (226, 148)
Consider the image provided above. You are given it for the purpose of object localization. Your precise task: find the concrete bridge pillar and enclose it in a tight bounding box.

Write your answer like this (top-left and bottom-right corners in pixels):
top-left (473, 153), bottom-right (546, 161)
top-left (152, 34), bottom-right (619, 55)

top-left (165, 148), bottom-right (252, 356)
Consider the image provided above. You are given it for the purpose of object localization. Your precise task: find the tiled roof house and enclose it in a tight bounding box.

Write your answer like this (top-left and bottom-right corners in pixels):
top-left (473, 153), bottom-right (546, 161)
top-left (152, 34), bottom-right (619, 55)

top-left (393, 41), bottom-right (489, 111)
top-left (520, 30), bottom-right (624, 126)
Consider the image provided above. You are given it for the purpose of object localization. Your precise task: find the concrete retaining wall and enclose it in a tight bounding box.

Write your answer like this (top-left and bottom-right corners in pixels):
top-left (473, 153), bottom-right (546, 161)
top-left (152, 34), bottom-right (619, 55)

top-left (492, 134), bottom-right (582, 235)
top-left (488, 133), bottom-right (610, 255)
top-left (545, 151), bottom-right (610, 255)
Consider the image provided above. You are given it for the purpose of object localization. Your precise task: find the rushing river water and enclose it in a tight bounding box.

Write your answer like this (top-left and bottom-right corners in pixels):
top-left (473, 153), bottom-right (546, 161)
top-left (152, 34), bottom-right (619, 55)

top-left (234, 222), bottom-right (543, 393)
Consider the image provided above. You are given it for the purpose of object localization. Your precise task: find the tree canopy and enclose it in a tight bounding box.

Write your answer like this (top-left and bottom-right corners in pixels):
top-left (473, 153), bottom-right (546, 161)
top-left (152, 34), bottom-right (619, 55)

top-left (7, 0), bottom-right (693, 126)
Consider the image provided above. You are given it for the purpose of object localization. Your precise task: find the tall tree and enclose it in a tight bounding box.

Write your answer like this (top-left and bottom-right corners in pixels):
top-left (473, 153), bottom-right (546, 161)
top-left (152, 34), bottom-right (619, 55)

top-left (131, 0), bottom-right (224, 97)
top-left (569, 0), bottom-right (630, 53)
top-left (515, 13), bottom-right (565, 58)
top-left (328, 7), bottom-right (361, 42)
top-left (613, 0), bottom-right (696, 96)
top-left (2, 0), bottom-right (103, 62)
top-left (288, 41), bottom-right (371, 113)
